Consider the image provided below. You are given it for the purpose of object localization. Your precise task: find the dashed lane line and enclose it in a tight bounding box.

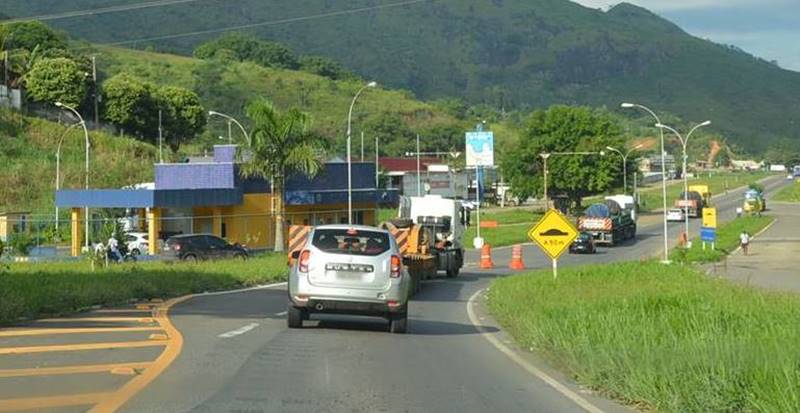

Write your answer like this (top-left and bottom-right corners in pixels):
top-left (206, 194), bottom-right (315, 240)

top-left (0, 326), bottom-right (163, 337)
top-left (0, 392), bottom-right (111, 412)
top-left (218, 323), bottom-right (260, 339)
top-left (0, 362), bottom-right (153, 378)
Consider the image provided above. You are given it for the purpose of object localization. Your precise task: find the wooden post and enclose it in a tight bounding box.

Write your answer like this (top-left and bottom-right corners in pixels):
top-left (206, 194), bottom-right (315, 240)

top-left (147, 208), bottom-right (161, 255)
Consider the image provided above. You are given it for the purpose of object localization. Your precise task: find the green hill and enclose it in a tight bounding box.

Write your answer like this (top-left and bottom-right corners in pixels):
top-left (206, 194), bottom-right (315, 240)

top-left (0, 109), bottom-right (156, 215)
top-left (3, 0), bottom-right (797, 152)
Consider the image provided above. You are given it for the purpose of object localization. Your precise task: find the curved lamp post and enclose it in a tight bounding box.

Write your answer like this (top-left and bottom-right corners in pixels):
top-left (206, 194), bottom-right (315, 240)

top-left (346, 81), bottom-right (377, 224)
top-left (621, 102), bottom-right (670, 263)
top-left (656, 121), bottom-right (712, 245)
top-left (208, 110), bottom-right (250, 145)
top-left (55, 102), bottom-right (91, 249)
top-left (55, 122), bottom-right (82, 232)
top-left (606, 144), bottom-right (644, 195)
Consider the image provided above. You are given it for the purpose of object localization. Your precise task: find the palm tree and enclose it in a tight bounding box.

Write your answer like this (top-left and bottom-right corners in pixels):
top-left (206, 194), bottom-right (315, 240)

top-left (240, 98), bottom-right (324, 251)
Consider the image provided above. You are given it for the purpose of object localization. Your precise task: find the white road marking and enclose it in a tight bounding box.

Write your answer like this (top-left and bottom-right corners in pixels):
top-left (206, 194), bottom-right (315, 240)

top-left (275, 311), bottom-right (288, 316)
top-left (466, 289), bottom-right (605, 413)
top-left (218, 323), bottom-right (260, 339)
top-left (201, 282), bottom-right (287, 297)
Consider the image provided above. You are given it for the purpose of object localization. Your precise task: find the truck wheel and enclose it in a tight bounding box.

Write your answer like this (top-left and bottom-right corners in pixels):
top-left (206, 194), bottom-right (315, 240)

top-left (389, 312), bottom-right (407, 334)
top-left (390, 218), bottom-right (413, 229)
top-left (446, 263), bottom-right (460, 278)
top-left (287, 304), bottom-right (305, 329)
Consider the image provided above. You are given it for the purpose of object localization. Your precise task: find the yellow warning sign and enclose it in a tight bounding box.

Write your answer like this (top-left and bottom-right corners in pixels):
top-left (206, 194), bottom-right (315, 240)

top-left (528, 209), bottom-right (579, 260)
top-left (702, 207), bottom-right (718, 229)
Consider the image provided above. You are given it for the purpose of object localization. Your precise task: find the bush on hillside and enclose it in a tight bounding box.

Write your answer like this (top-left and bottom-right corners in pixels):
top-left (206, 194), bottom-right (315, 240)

top-left (25, 57), bottom-right (89, 107)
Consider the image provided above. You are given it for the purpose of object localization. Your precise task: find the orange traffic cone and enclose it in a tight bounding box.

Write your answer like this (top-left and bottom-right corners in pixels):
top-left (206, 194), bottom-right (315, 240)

top-left (480, 244), bottom-right (495, 269)
top-left (509, 245), bottom-right (525, 270)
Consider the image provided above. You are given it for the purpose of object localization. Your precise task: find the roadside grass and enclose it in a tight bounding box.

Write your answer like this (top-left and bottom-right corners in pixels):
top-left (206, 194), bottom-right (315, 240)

top-left (773, 181), bottom-right (800, 202)
top-left (0, 254), bottom-right (287, 326)
top-left (467, 209), bottom-right (543, 248)
top-left (672, 215), bottom-right (774, 263)
top-left (489, 261), bottom-right (800, 413)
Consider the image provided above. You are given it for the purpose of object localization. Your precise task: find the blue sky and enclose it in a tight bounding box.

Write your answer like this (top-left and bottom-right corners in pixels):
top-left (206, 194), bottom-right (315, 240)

top-left (572, 0), bottom-right (800, 72)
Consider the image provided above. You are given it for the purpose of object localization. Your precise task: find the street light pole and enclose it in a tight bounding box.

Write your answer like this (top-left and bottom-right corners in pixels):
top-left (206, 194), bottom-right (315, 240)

top-left (606, 144), bottom-right (644, 194)
top-left (56, 102), bottom-right (90, 249)
top-left (55, 122), bottom-right (81, 232)
top-left (656, 121), bottom-right (712, 246)
top-left (346, 81), bottom-right (377, 224)
top-left (208, 111), bottom-right (250, 144)
top-left (622, 103), bottom-right (670, 263)
top-left (416, 134), bottom-right (421, 196)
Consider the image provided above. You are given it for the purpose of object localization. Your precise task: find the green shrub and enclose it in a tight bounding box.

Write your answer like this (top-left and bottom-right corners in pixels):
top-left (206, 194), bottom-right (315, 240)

top-left (8, 233), bottom-right (35, 256)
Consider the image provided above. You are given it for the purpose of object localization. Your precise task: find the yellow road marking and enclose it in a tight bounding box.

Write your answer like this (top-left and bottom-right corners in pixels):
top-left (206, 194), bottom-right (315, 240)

top-left (92, 308), bottom-right (151, 314)
top-left (0, 327), bottom-right (163, 337)
top-left (0, 392), bottom-right (110, 412)
top-left (35, 317), bottom-right (156, 323)
top-left (89, 294), bottom-right (193, 413)
top-left (0, 340), bottom-right (167, 355)
top-left (0, 362), bottom-right (152, 378)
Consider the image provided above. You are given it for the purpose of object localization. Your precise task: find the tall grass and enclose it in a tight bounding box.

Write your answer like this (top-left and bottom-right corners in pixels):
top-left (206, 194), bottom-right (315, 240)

top-left (0, 254), bottom-right (287, 325)
top-left (489, 261), bottom-right (800, 412)
top-left (773, 181), bottom-right (800, 203)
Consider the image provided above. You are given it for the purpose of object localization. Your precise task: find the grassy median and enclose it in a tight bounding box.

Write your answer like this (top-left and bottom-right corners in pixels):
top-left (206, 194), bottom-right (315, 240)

top-left (489, 261), bottom-right (800, 412)
top-left (773, 181), bottom-right (800, 202)
top-left (0, 254), bottom-right (288, 325)
top-left (672, 215), bottom-right (774, 263)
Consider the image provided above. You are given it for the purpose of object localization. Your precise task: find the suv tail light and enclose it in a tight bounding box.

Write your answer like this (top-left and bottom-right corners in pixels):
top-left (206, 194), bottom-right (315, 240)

top-left (298, 250), bottom-right (311, 273)
top-left (390, 255), bottom-right (402, 278)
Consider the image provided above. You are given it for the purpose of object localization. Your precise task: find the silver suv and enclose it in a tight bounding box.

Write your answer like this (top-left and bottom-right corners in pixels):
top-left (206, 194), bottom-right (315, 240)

top-left (288, 225), bottom-right (410, 333)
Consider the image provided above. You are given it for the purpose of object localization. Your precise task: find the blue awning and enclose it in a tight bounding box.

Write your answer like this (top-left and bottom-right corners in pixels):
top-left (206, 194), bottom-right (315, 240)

top-left (56, 189), bottom-right (243, 208)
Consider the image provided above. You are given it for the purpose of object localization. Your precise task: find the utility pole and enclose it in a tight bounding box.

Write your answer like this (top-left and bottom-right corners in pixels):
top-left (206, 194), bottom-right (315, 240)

top-left (158, 110), bottom-right (163, 163)
top-left (375, 136), bottom-right (379, 189)
top-left (92, 56), bottom-right (99, 127)
top-left (416, 134), bottom-right (421, 196)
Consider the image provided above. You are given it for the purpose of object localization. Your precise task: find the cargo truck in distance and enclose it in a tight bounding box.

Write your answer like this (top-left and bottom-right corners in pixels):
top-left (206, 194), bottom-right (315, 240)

top-left (577, 196), bottom-right (637, 246)
top-left (380, 195), bottom-right (467, 294)
top-left (675, 184), bottom-right (711, 218)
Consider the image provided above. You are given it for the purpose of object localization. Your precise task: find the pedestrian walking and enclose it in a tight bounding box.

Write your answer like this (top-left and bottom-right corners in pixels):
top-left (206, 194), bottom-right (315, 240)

top-left (108, 233), bottom-right (122, 263)
top-left (739, 230), bottom-right (751, 256)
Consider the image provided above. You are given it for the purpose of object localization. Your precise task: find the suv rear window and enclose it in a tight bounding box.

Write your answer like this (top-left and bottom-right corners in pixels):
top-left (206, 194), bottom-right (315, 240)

top-left (311, 229), bottom-right (391, 256)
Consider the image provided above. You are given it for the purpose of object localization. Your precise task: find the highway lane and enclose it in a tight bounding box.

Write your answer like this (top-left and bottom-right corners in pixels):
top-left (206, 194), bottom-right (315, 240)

top-left (120, 176), bottom-right (789, 413)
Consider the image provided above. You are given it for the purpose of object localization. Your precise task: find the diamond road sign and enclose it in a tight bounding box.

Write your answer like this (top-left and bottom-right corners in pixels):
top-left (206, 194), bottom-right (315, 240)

top-left (528, 209), bottom-right (579, 260)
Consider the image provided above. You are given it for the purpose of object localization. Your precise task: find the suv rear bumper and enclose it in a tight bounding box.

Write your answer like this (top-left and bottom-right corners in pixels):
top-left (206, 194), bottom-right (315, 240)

top-left (294, 298), bottom-right (407, 316)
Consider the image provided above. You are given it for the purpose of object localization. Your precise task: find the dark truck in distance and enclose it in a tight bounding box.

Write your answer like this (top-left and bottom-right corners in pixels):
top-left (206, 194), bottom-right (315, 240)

top-left (577, 198), bottom-right (637, 246)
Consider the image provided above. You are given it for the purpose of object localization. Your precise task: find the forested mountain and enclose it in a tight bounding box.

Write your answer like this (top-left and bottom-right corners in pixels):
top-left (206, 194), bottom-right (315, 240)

top-left (3, 0), bottom-right (799, 152)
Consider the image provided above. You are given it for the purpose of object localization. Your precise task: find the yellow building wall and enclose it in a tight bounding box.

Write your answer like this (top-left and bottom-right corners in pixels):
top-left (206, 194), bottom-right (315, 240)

top-left (190, 198), bottom-right (376, 251)
top-left (0, 217), bottom-right (7, 241)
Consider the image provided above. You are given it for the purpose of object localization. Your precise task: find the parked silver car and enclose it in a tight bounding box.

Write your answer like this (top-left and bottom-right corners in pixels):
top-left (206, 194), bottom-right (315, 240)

top-left (288, 225), bottom-right (410, 333)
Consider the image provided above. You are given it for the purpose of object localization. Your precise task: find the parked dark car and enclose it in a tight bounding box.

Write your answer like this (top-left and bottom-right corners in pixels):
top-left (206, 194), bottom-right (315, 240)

top-left (569, 232), bottom-right (597, 254)
top-left (163, 234), bottom-right (248, 262)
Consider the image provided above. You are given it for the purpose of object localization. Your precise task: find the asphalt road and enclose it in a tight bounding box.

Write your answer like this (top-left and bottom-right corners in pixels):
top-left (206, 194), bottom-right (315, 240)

top-left (0, 175), bottom-right (789, 413)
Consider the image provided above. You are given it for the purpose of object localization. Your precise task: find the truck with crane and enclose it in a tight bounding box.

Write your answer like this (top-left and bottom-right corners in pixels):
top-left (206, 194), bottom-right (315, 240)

top-left (381, 195), bottom-right (467, 294)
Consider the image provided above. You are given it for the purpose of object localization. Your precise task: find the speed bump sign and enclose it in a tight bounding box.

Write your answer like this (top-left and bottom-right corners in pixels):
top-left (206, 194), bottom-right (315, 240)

top-left (528, 209), bottom-right (579, 261)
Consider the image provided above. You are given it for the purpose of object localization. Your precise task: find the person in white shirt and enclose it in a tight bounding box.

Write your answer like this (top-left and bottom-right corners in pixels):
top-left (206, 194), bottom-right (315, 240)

top-left (108, 234), bottom-right (122, 262)
top-left (739, 231), bottom-right (751, 256)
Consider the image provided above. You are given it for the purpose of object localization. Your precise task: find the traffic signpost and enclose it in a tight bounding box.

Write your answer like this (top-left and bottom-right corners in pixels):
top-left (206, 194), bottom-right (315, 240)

top-left (528, 209), bottom-right (579, 279)
top-left (701, 207), bottom-right (718, 250)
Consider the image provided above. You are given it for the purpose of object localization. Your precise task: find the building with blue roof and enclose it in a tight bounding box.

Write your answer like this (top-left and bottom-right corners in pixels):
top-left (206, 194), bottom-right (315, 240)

top-left (56, 145), bottom-right (397, 256)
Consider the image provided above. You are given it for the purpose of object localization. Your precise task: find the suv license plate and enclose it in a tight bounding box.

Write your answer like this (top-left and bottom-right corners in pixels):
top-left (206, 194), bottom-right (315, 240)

top-left (325, 263), bottom-right (374, 273)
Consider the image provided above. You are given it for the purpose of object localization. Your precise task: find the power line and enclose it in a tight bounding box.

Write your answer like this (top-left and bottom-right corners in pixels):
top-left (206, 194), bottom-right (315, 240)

top-left (0, 0), bottom-right (207, 24)
top-left (97, 0), bottom-right (435, 47)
